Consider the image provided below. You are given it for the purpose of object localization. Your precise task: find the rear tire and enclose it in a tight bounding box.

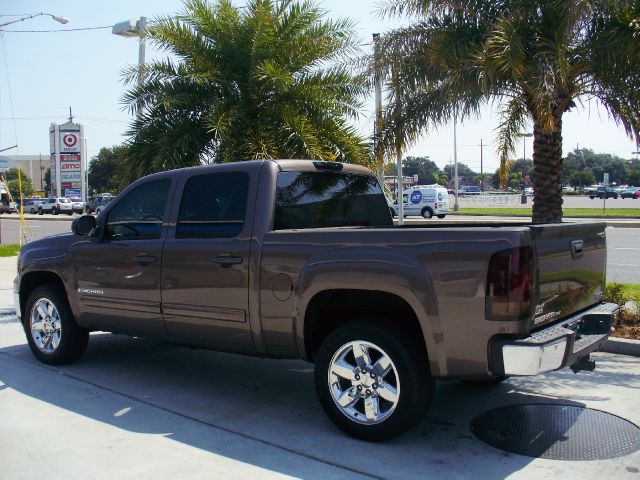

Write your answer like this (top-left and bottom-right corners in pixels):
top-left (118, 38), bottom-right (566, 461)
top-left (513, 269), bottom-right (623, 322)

top-left (421, 208), bottom-right (433, 219)
top-left (315, 319), bottom-right (434, 441)
top-left (23, 285), bottom-right (89, 365)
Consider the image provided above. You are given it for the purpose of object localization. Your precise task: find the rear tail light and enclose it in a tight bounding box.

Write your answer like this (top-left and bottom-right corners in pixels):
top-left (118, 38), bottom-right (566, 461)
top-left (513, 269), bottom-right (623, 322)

top-left (56, 204), bottom-right (60, 208)
top-left (486, 246), bottom-right (533, 321)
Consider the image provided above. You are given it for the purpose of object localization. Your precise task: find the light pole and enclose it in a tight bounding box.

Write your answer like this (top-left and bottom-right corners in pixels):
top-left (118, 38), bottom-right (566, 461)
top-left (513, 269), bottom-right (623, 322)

top-left (0, 12), bottom-right (68, 29)
top-left (453, 110), bottom-right (459, 212)
top-left (519, 132), bottom-right (533, 203)
top-left (113, 18), bottom-right (147, 84)
top-left (113, 17), bottom-right (148, 119)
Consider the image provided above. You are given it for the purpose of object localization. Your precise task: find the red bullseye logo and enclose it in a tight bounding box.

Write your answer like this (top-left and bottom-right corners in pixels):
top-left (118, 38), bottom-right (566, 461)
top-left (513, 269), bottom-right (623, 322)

top-left (63, 134), bottom-right (78, 148)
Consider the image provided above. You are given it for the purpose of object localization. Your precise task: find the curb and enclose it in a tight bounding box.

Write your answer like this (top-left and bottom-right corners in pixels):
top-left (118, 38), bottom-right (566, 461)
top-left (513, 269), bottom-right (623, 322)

top-left (600, 337), bottom-right (640, 356)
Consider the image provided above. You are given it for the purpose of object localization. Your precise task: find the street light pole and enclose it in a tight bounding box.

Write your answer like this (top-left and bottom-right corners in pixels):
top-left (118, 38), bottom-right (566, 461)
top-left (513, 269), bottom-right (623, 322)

top-left (453, 110), bottom-right (459, 212)
top-left (113, 17), bottom-right (148, 120)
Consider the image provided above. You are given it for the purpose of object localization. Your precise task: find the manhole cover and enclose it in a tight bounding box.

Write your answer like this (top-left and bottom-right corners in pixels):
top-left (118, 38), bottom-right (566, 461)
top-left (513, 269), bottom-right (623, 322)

top-left (471, 404), bottom-right (640, 460)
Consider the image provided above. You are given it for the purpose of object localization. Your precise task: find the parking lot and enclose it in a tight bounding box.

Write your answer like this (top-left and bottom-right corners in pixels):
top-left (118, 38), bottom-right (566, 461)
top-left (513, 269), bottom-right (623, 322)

top-left (0, 211), bottom-right (639, 479)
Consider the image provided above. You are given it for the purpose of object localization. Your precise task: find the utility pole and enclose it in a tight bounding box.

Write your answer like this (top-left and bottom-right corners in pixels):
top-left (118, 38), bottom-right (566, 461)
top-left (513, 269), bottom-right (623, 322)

top-left (453, 111), bottom-right (459, 211)
top-left (479, 138), bottom-right (484, 192)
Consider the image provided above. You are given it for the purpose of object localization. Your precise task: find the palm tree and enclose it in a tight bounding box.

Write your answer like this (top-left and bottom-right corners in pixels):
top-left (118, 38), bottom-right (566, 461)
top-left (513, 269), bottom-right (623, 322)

top-left (374, 0), bottom-right (640, 223)
top-left (121, 0), bottom-right (369, 183)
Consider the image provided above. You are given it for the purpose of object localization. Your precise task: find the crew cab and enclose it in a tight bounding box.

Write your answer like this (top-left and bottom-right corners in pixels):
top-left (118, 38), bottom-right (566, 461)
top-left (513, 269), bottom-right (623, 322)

top-left (14, 160), bottom-right (617, 441)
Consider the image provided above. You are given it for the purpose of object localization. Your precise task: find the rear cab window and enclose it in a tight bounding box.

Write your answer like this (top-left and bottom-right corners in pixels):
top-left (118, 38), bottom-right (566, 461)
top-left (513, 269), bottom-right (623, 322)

top-left (274, 171), bottom-right (392, 230)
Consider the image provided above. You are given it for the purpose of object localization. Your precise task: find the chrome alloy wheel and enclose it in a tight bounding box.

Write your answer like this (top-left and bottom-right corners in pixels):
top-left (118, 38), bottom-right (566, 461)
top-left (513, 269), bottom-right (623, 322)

top-left (328, 340), bottom-right (400, 425)
top-left (30, 298), bottom-right (62, 354)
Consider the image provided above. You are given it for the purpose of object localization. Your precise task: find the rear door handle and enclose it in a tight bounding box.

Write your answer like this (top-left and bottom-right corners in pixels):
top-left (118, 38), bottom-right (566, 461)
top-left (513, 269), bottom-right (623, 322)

top-left (214, 255), bottom-right (243, 268)
top-left (132, 254), bottom-right (157, 265)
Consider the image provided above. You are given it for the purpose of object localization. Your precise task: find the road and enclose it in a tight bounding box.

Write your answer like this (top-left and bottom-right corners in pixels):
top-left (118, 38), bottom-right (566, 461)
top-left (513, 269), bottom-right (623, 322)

top-left (1, 215), bottom-right (639, 283)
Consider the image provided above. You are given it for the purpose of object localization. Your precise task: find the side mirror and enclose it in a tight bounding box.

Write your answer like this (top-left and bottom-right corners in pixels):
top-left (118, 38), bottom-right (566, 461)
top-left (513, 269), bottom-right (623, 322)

top-left (72, 215), bottom-right (97, 236)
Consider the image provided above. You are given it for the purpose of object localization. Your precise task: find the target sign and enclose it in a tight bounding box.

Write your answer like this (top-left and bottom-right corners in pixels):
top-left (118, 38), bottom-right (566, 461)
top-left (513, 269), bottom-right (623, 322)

top-left (60, 131), bottom-right (81, 153)
top-left (63, 134), bottom-right (77, 147)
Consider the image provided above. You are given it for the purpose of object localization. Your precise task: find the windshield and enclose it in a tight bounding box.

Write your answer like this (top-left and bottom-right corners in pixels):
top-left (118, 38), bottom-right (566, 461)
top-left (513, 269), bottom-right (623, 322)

top-left (274, 171), bottom-right (392, 230)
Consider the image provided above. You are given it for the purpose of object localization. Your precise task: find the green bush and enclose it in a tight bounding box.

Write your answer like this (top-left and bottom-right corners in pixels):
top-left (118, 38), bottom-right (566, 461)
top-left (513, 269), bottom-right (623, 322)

top-left (605, 283), bottom-right (639, 324)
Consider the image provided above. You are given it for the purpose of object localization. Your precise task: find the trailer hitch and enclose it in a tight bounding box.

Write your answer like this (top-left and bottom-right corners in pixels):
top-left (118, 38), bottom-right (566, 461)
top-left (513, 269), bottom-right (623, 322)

top-left (571, 355), bottom-right (596, 373)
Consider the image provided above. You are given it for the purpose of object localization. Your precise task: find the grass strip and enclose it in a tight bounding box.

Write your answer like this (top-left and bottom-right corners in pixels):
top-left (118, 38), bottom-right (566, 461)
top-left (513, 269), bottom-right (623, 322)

top-left (451, 208), bottom-right (640, 218)
top-left (0, 244), bottom-right (20, 257)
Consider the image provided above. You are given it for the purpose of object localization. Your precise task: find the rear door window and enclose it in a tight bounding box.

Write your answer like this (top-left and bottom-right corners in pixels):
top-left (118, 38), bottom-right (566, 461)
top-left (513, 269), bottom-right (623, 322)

top-left (176, 172), bottom-right (249, 238)
top-left (274, 171), bottom-right (392, 230)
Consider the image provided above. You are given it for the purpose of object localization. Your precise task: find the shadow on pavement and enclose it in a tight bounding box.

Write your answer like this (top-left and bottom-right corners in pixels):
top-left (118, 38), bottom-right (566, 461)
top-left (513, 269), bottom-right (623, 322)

top-left (0, 332), bottom-right (628, 479)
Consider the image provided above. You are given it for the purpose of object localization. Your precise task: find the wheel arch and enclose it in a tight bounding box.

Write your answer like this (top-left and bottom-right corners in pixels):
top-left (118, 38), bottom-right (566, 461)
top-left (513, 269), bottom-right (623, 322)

top-left (19, 271), bottom-right (67, 324)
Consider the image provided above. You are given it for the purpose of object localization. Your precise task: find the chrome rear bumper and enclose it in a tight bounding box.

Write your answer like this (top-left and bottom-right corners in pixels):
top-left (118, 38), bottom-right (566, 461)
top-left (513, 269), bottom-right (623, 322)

top-left (490, 302), bottom-right (618, 376)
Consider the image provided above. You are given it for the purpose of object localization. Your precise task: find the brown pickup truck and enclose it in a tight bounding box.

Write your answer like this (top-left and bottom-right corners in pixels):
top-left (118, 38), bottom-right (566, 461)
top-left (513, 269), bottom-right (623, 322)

top-left (14, 160), bottom-right (618, 440)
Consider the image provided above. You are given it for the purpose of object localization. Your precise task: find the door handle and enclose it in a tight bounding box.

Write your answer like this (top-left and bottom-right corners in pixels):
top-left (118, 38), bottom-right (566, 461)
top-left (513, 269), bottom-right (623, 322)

top-left (214, 255), bottom-right (243, 268)
top-left (132, 254), bottom-right (157, 265)
top-left (571, 240), bottom-right (584, 259)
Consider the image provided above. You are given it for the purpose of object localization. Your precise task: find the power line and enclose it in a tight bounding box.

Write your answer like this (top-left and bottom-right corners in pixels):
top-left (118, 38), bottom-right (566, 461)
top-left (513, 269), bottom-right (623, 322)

top-left (2, 25), bottom-right (113, 33)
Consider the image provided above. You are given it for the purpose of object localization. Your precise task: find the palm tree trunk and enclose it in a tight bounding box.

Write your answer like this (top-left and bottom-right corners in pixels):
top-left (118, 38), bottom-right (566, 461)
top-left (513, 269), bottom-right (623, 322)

top-left (531, 117), bottom-right (564, 223)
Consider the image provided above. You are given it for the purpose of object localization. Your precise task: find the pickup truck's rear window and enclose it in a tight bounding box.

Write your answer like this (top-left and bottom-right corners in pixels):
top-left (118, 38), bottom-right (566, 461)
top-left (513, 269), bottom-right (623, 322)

top-left (274, 171), bottom-right (392, 230)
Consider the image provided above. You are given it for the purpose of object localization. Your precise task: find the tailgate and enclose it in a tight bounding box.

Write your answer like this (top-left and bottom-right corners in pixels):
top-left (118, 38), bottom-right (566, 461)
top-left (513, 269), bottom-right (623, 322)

top-left (530, 222), bottom-right (607, 329)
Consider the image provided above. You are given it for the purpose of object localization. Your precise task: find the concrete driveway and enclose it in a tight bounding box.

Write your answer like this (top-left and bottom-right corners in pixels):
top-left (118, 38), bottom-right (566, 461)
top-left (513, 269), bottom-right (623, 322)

top-left (1, 320), bottom-right (639, 480)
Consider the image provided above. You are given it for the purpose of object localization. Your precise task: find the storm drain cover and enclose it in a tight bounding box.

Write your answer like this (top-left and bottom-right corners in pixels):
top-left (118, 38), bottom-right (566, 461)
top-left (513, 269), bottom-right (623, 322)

top-left (470, 404), bottom-right (640, 460)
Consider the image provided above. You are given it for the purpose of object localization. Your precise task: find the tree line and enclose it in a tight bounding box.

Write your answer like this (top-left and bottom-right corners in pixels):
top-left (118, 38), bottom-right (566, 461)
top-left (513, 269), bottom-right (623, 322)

top-left (85, 0), bottom-right (639, 222)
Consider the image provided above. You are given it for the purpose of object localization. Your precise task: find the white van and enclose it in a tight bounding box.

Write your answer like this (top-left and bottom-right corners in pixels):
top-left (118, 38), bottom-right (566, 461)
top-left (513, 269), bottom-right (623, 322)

top-left (391, 185), bottom-right (450, 219)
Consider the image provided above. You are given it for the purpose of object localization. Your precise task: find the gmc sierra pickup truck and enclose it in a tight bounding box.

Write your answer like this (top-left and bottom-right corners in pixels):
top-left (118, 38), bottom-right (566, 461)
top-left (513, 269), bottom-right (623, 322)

top-left (14, 160), bottom-right (618, 441)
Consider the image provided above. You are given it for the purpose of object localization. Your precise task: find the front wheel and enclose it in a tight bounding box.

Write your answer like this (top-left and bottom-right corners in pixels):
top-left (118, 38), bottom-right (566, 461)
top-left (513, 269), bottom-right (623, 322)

top-left (38, 207), bottom-right (43, 215)
top-left (24, 285), bottom-right (89, 365)
top-left (315, 319), bottom-right (434, 441)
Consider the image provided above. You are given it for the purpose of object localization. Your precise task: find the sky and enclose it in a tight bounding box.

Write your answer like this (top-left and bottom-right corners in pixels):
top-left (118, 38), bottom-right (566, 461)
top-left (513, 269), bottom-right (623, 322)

top-left (1, 0), bottom-right (638, 176)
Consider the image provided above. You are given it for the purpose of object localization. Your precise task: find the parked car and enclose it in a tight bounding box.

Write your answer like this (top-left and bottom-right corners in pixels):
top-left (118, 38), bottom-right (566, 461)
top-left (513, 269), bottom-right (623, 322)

top-left (562, 185), bottom-right (575, 193)
top-left (94, 198), bottom-right (113, 217)
top-left (85, 196), bottom-right (113, 214)
top-left (14, 160), bottom-right (617, 441)
top-left (22, 199), bottom-right (47, 214)
top-left (621, 187), bottom-right (640, 199)
top-left (584, 184), bottom-right (602, 196)
top-left (589, 186), bottom-right (618, 199)
top-left (67, 196), bottom-right (85, 214)
top-left (524, 187), bottom-right (534, 196)
top-left (459, 185), bottom-right (481, 196)
top-left (38, 197), bottom-right (73, 215)
top-left (0, 201), bottom-right (17, 214)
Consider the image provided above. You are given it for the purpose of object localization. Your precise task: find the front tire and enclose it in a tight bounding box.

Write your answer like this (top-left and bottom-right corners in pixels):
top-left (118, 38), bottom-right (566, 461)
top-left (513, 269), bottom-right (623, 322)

top-left (315, 319), bottom-right (433, 441)
top-left (24, 285), bottom-right (89, 365)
